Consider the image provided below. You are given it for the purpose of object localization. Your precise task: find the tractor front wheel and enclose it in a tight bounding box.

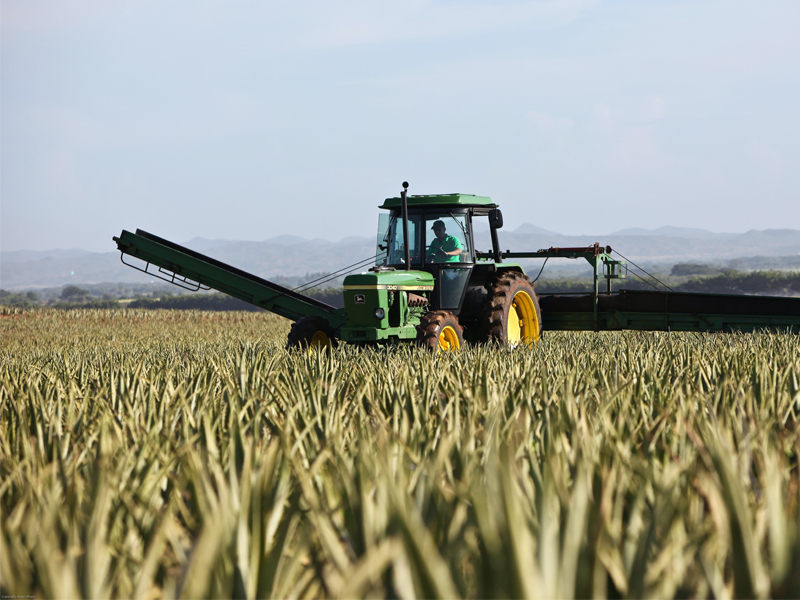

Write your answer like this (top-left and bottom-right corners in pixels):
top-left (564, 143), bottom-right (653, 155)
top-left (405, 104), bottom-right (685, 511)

top-left (484, 271), bottom-right (542, 346)
top-left (417, 310), bottom-right (465, 353)
top-left (286, 317), bottom-right (338, 351)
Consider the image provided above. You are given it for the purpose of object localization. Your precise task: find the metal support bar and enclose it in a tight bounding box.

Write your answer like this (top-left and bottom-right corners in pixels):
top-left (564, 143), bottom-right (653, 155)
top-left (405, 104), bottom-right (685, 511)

top-left (504, 244), bottom-right (627, 332)
top-left (120, 253), bottom-right (211, 291)
top-left (490, 227), bottom-right (503, 263)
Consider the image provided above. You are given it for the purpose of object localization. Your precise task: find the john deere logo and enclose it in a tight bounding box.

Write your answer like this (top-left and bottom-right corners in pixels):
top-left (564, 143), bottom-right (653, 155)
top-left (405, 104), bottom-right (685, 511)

top-left (354, 294), bottom-right (365, 304)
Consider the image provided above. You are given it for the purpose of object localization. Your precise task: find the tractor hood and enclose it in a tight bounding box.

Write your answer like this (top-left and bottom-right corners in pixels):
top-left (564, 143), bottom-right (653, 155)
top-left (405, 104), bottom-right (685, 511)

top-left (343, 270), bottom-right (434, 290)
top-left (340, 270), bottom-right (434, 342)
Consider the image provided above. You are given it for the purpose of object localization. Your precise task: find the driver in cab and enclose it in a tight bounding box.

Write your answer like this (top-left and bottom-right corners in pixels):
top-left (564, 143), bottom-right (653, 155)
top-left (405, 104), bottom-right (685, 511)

top-left (426, 220), bottom-right (463, 263)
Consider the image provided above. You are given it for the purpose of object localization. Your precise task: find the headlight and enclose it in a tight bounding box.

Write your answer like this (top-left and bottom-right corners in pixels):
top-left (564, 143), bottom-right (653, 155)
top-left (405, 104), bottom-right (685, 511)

top-left (375, 308), bottom-right (385, 319)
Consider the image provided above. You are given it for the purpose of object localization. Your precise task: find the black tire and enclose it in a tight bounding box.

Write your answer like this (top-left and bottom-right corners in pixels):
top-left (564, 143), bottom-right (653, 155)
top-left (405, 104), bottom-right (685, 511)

top-left (416, 310), bottom-right (465, 352)
top-left (484, 271), bottom-right (542, 346)
top-left (286, 316), bottom-right (338, 350)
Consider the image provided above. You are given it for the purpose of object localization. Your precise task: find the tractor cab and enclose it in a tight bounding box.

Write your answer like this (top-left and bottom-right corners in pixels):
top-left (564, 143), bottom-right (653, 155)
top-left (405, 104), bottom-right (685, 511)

top-left (374, 193), bottom-right (502, 311)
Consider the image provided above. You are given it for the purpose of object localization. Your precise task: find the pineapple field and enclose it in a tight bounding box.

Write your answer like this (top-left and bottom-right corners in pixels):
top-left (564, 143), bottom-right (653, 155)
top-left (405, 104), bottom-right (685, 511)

top-left (2, 307), bottom-right (800, 598)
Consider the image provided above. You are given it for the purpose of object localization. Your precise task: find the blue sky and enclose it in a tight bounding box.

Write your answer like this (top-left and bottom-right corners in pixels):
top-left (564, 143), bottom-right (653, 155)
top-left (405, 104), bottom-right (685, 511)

top-left (2, 0), bottom-right (799, 252)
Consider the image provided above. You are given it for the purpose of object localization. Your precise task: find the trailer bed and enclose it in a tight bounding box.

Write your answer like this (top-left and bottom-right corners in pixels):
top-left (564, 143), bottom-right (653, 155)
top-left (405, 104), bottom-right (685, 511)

top-left (539, 289), bottom-right (800, 333)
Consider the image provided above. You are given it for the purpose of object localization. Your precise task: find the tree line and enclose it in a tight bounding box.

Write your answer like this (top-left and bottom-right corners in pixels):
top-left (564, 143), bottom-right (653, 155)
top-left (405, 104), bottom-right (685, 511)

top-left (0, 284), bottom-right (343, 310)
top-left (3, 269), bottom-right (800, 310)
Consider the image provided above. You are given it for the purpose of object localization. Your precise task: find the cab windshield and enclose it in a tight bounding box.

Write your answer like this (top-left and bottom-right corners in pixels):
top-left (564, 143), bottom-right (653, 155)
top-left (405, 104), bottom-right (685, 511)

top-left (376, 213), bottom-right (423, 267)
top-left (376, 211), bottom-right (472, 267)
top-left (424, 213), bottom-right (471, 264)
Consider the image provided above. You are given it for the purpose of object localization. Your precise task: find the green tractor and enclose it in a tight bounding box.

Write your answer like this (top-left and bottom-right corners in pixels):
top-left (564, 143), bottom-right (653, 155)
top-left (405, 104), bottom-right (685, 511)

top-left (293, 182), bottom-right (541, 351)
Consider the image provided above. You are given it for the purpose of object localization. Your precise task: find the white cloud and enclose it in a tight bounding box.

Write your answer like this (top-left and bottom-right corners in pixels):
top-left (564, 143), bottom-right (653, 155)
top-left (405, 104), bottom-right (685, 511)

top-left (23, 90), bottom-right (274, 151)
top-left (47, 149), bottom-right (85, 199)
top-left (585, 102), bottom-right (663, 170)
top-left (1, 0), bottom-right (145, 34)
top-left (751, 141), bottom-right (786, 177)
top-left (26, 106), bottom-right (107, 147)
top-left (279, 0), bottom-right (601, 49)
top-left (592, 104), bottom-right (613, 126)
top-left (608, 125), bottom-right (660, 169)
top-left (526, 109), bottom-right (573, 131)
top-left (640, 95), bottom-right (665, 122)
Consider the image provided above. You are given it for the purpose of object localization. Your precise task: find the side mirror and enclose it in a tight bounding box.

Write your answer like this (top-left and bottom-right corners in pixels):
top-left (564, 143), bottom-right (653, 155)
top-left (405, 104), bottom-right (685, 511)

top-left (489, 209), bottom-right (504, 229)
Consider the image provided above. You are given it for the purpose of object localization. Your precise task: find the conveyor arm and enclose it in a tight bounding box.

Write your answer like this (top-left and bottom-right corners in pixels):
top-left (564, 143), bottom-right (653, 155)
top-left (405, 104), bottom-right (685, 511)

top-left (113, 229), bottom-right (346, 328)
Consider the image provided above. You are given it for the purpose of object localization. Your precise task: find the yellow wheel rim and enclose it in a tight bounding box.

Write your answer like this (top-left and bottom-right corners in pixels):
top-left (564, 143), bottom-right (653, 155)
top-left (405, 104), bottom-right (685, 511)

top-left (508, 291), bottom-right (540, 346)
top-left (438, 325), bottom-right (461, 352)
top-left (308, 330), bottom-right (331, 353)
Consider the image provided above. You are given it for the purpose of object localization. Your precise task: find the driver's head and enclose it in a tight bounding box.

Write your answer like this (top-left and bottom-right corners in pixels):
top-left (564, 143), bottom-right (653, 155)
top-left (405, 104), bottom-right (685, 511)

top-left (431, 220), bottom-right (446, 240)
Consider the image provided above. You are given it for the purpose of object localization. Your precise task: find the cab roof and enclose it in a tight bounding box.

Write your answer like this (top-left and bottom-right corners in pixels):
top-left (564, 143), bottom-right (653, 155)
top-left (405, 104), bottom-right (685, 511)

top-left (380, 193), bottom-right (495, 209)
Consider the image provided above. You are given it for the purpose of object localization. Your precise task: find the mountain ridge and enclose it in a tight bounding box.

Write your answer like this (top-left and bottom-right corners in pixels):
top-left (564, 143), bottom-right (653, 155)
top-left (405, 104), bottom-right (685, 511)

top-left (3, 228), bottom-right (800, 290)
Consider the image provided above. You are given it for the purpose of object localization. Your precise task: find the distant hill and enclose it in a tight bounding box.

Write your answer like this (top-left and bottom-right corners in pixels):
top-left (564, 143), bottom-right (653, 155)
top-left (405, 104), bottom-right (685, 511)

top-left (3, 228), bottom-right (800, 290)
top-left (179, 237), bottom-right (244, 252)
top-left (607, 226), bottom-right (738, 240)
top-left (472, 229), bottom-right (800, 264)
top-left (0, 236), bottom-right (374, 289)
top-left (263, 235), bottom-right (330, 246)
top-left (512, 223), bottom-right (560, 236)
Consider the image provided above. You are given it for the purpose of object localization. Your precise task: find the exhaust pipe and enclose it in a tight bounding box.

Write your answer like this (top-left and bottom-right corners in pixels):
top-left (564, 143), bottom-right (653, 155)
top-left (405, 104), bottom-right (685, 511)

top-left (401, 181), bottom-right (411, 270)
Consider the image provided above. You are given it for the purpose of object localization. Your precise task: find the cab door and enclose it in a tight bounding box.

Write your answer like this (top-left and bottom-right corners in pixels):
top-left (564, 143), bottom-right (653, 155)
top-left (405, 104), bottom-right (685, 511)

top-left (435, 265), bottom-right (473, 312)
top-left (422, 212), bottom-right (474, 313)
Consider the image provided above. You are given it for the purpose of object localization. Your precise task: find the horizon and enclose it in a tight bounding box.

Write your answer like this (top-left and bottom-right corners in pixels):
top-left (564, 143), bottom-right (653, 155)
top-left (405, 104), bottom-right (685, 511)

top-left (3, 223), bottom-right (799, 257)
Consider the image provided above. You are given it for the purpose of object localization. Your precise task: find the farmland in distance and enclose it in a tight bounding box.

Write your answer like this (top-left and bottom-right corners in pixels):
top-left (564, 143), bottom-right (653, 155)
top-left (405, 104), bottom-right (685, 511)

top-left (2, 308), bottom-right (800, 598)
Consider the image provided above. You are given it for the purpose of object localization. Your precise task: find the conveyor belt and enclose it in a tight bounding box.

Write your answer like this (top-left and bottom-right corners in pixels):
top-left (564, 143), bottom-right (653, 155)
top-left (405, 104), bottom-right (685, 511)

top-left (134, 229), bottom-right (337, 313)
top-left (113, 229), bottom-right (346, 326)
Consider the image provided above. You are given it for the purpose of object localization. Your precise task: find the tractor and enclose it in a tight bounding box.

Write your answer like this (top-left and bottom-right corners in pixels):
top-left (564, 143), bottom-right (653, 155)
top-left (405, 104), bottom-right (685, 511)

top-left (292, 182), bottom-right (541, 351)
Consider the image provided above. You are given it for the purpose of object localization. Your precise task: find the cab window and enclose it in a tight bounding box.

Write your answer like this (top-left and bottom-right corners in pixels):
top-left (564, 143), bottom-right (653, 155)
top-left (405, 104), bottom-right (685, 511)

top-left (425, 214), bottom-right (471, 264)
top-left (376, 212), bottom-right (423, 266)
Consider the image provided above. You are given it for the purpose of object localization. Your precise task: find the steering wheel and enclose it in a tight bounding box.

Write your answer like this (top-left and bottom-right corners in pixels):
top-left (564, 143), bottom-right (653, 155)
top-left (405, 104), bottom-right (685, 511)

top-left (426, 247), bottom-right (448, 262)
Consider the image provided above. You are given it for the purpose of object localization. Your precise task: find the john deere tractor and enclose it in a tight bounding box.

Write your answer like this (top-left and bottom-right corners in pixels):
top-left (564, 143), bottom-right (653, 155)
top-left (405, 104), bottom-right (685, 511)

top-left (290, 182), bottom-right (541, 351)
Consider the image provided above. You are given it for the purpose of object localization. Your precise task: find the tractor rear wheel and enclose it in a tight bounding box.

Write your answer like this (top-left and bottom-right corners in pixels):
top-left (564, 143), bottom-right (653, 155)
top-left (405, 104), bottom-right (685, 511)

top-left (286, 316), bottom-right (338, 351)
top-left (417, 310), bottom-right (465, 353)
top-left (484, 271), bottom-right (542, 346)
